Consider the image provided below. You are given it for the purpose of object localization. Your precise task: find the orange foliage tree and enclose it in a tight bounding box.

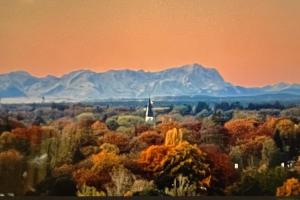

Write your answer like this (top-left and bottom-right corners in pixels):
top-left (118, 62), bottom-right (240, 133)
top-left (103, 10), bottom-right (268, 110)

top-left (224, 118), bottom-right (260, 144)
top-left (276, 178), bottom-right (300, 197)
top-left (91, 121), bottom-right (110, 136)
top-left (73, 150), bottom-right (123, 190)
top-left (0, 149), bottom-right (24, 195)
top-left (256, 117), bottom-right (280, 137)
top-left (137, 141), bottom-right (210, 190)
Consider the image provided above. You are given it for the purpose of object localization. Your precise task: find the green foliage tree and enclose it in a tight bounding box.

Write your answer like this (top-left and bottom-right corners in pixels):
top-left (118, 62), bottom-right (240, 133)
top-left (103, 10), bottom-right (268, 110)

top-left (261, 137), bottom-right (282, 167)
top-left (172, 105), bottom-right (192, 115)
top-left (194, 102), bottom-right (210, 114)
top-left (106, 116), bottom-right (119, 131)
top-left (117, 115), bottom-right (144, 128)
top-left (226, 167), bottom-right (289, 195)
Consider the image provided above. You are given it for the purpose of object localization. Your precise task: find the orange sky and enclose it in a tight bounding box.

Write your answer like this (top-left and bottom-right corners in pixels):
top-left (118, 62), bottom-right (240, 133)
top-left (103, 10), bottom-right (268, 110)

top-left (0, 0), bottom-right (300, 86)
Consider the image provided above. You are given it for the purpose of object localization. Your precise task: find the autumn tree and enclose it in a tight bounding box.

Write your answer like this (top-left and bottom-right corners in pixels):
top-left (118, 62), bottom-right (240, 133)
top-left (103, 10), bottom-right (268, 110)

top-left (200, 144), bottom-right (238, 194)
top-left (105, 116), bottom-right (119, 131)
top-left (164, 128), bottom-right (183, 145)
top-left (179, 120), bottom-right (202, 144)
top-left (155, 121), bottom-right (180, 136)
top-left (0, 149), bottom-right (25, 195)
top-left (226, 167), bottom-right (289, 195)
top-left (273, 118), bottom-right (300, 159)
top-left (73, 168), bottom-right (108, 190)
top-left (229, 136), bottom-right (271, 168)
top-left (261, 137), bottom-right (282, 167)
top-left (276, 178), bottom-right (300, 197)
top-left (200, 124), bottom-right (229, 149)
top-left (102, 133), bottom-right (130, 153)
top-left (137, 142), bottom-right (211, 191)
top-left (117, 115), bottom-right (144, 128)
top-left (137, 131), bottom-right (164, 147)
top-left (0, 131), bottom-right (18, 151)
top-left (76, 112), bottom-right (96, 128)
top-left (224, 118), bottom-right (260, 145)
top-left (91, 121), bottom-right (109, 136)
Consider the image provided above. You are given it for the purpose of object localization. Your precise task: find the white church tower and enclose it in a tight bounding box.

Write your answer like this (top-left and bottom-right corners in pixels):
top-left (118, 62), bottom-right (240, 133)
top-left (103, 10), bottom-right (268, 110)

top-left (145, 98), bottom-right (155, 123)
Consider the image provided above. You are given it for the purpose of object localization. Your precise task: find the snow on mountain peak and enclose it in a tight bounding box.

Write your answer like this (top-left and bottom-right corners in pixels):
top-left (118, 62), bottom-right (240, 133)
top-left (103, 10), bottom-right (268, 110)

top-left (0, 64), bottom-right (299, 100)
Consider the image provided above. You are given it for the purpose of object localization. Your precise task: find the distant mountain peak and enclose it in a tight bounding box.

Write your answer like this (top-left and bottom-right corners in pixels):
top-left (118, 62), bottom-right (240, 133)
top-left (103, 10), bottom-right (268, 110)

top-left (6, 70), bottom-right (32, 76)
top-left (0, 64), bottom-right (299, 101)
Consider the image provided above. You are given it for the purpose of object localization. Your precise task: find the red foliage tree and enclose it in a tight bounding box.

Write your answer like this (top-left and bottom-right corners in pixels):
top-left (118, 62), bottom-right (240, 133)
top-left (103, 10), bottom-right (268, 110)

top-left (102, 133), bottom-right (130, 153)
top-left (200, 144), bottom-right (238, 193)
top-left (12, 126), bottom-right (44, 145)
top-left (137, 131), bottom-right (164, 146)
top-left (73, 168), bottom-right (110, 190)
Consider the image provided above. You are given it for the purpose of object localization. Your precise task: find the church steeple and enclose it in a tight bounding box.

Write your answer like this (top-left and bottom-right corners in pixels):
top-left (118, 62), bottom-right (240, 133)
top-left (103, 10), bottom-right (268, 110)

top-left (145, 97), bottom-right (154, 123)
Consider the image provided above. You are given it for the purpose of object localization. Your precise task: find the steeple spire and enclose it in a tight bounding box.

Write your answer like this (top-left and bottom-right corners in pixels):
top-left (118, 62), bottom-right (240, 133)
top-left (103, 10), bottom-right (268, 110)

top-left (145, 97), bottom-right (154, 123)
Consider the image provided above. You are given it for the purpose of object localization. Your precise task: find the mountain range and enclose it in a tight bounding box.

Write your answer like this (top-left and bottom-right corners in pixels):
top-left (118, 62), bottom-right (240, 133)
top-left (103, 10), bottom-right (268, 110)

top-left (0, 63), bottom-right (300, 101)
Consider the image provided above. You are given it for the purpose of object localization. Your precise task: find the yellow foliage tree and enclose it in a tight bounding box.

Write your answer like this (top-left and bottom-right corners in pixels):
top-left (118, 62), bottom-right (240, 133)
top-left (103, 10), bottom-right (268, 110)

top-left (77, 183), bottom-right (106, 196)
top-left (91, 151), bottom-right (122, 174)
top-left (275, 119), bottom-right (295, 136)
top-left (165, 128), bottom-right (183, 146)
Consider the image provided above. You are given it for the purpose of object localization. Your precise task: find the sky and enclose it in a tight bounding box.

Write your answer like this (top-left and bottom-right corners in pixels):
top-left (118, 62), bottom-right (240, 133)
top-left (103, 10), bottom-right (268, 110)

top-left (0, 0), bottom-right (300, 87)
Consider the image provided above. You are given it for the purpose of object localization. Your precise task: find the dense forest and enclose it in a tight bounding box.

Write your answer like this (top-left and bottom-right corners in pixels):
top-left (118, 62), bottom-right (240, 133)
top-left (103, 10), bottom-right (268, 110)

top-left (0, 101), bottom-right (300, 197)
